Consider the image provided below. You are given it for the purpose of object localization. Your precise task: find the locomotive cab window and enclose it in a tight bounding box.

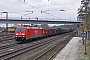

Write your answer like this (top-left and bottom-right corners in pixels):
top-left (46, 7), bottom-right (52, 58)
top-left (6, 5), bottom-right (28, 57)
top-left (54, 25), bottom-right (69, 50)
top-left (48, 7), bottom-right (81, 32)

top-left (16, 28), bottom-right (26, 32)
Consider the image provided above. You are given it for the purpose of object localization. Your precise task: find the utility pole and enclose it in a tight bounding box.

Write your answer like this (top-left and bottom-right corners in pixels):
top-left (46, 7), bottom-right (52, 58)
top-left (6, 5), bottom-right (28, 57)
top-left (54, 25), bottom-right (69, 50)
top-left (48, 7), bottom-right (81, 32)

top-left (2, 12), bottom-right (8, 32)
top-left (83, 0), bottom-right (89, 55)
top-left (2, 12), bottom-right (8, 19)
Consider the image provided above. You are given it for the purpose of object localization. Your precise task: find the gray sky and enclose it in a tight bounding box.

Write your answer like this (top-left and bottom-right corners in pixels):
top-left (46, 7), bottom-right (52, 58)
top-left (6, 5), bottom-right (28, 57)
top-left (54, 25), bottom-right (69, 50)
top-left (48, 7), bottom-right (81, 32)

top-left (0, 0), bottom-right (81, 21)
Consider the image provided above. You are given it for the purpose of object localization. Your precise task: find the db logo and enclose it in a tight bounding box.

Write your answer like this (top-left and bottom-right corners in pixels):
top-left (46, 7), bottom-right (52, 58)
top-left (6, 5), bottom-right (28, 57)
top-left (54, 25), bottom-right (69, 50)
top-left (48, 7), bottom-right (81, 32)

top-left (35, 30), bottom-right (38, 34)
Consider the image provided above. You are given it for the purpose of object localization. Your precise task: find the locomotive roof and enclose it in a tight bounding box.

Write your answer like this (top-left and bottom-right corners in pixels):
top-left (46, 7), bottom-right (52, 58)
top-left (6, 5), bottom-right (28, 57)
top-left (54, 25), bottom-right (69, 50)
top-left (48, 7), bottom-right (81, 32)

top-left (17, 26), bottom-right (42, 29)
top-left (17, 24), bottom-right (50, 30)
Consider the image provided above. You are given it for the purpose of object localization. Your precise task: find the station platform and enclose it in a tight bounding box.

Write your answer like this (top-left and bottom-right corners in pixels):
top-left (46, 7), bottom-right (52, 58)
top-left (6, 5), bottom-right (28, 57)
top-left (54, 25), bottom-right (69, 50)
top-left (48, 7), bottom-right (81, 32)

top-left (53, 37), bottom-right (82, 60)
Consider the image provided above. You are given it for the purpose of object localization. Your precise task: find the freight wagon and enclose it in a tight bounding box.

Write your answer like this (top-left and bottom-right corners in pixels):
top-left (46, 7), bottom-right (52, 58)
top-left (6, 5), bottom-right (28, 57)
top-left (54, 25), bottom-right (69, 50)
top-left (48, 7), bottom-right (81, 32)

top-left (8, 27), bottom-right (16, 33)
top-left (2, 27), bottom-right (16, 33)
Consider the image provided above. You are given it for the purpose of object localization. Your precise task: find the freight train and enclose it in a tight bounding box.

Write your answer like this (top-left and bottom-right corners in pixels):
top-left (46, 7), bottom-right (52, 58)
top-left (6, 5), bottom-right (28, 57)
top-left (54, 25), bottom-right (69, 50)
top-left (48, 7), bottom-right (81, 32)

top-left (15, 25), bottom-right (72, 42)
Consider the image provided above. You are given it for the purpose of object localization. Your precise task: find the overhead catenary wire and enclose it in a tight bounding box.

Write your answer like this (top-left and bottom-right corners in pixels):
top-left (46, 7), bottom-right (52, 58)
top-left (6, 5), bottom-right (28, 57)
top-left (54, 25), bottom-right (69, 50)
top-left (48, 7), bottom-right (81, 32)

top-left (48, 0), bottom-right (65, 11)
top-left (47, 0), bottom-right (68, 19)
top-left (0, 0), bottom-right (59, 19)
top-left (18, 0), bottom-right (58, 18)
top-left (0, 4), bottom-right (26, 17)
top-left (0, 2), bottom-right (37, 19)
top-left (0, 0), bottom-right (37, 18)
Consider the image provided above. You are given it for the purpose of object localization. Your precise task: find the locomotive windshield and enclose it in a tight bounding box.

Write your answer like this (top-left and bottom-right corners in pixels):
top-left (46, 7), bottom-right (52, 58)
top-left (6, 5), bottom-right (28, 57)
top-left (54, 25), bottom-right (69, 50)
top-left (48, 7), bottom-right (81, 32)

top-left (16, 28), bottom-right (26, 32)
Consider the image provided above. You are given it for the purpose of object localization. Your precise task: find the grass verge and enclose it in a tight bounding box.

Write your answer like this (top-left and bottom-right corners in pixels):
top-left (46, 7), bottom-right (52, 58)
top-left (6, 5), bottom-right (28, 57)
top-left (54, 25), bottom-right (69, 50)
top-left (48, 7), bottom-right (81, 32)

top-left (80, 40), bottom-right (90, 60)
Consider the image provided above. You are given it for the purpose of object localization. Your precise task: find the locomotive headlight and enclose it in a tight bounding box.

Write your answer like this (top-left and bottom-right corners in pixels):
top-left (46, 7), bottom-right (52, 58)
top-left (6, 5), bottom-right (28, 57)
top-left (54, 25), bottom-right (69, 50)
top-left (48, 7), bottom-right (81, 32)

top-left (16, 34), bottom-right (18, 35)
top-left (22, 36), bottom-right (25, 37)
top-left (22, 34), bottom-right (25, 35)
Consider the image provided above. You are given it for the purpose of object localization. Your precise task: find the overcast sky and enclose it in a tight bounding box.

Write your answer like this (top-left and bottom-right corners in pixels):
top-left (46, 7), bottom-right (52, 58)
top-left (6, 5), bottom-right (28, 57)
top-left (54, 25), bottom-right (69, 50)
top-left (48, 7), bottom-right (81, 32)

top-left (0, 0), bottom-right (81, 21)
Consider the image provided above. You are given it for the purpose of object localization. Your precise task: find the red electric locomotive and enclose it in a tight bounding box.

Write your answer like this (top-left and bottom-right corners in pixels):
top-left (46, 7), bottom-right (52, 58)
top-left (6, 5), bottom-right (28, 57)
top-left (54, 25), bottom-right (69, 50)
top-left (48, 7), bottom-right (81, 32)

top-left (15, 25), bottom-right (50, 42)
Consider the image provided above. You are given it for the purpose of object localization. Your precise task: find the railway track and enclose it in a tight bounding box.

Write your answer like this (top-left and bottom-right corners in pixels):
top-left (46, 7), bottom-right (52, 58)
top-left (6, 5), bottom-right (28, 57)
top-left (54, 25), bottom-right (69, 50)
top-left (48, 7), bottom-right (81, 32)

top-left (0, 32), bottom-right (15, 44)
top-left (18, 32), bottom-right (74, 60)
top-left (0, 32), bottom-right (14, 37)
top-left (0, 32), bottom-right (75, 60)
top-left (0, 35), bottom-right (62, 60)
top-left (33, 36), bottom-right (71, 60)
top-left (0, 33), bottom-right (68, 60)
